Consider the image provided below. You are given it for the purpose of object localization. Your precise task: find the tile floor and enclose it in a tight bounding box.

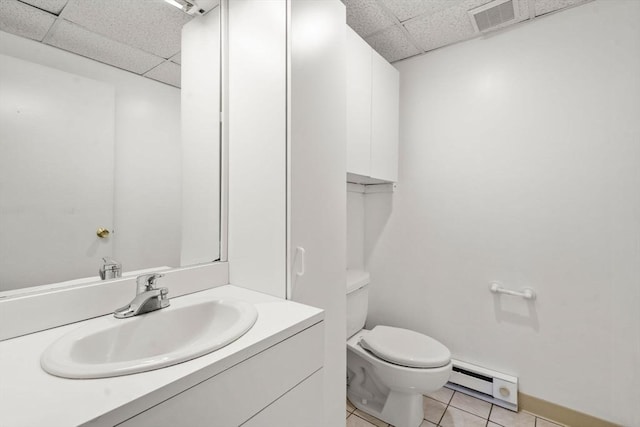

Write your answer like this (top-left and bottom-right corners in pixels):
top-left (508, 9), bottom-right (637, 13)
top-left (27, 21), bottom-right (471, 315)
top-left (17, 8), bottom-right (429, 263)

top-left (346, 386), bottom-right (565, 427)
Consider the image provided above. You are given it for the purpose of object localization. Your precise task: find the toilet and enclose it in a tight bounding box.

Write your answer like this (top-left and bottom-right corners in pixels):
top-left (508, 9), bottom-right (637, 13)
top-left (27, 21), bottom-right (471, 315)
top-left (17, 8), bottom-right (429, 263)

top-left (346, 270), bottom-right (452, 427)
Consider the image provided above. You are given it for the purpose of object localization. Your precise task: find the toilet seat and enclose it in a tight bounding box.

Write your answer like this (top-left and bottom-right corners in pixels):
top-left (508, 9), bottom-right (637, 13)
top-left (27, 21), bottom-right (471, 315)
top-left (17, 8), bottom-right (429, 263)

top-left (359, 326), bottom-right (450, 368)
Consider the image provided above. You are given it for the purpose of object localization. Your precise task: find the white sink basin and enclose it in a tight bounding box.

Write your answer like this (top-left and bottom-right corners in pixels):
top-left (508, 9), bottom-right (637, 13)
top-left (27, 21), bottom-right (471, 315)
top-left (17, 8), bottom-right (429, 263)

top-left (41, 298), bottom-right (258, 379)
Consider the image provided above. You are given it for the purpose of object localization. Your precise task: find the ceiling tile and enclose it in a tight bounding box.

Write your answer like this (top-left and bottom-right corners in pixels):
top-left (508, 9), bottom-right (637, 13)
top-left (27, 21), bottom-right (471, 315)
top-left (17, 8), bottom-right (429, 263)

top-left (43, 19), bottom-right (165, 74)
top-left (344, 0), bottom-right (395, 38)
top-left (404, 0), bottom-right (528, 53)
top-left (0, 0), bottom-right (55, 41)
top-left (403, 1), bottom-right (478, 52)
top-left (377, 0), bottom-right (464, 23)
top-left (19, 0), bottom-right (68, 15)
top-left (535, 0), bottom-right (591, 16)
top-left (170, 52), bottom-right (181, 65)
top-left (365, 25), bottom-right (421, 63)
top-left (59, 0), bottom-right (192, 58)
top-left (144, 61), bottom-right (181, 88)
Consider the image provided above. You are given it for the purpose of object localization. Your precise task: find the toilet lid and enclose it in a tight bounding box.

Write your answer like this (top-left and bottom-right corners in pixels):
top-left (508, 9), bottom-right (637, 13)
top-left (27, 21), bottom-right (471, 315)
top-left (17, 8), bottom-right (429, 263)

top-left (359, 326), bottom-right (451, 368)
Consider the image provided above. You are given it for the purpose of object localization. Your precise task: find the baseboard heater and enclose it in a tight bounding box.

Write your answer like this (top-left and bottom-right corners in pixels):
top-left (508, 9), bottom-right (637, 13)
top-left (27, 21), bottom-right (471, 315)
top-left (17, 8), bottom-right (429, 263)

top-left (447, 359), bottom-right (518, 411)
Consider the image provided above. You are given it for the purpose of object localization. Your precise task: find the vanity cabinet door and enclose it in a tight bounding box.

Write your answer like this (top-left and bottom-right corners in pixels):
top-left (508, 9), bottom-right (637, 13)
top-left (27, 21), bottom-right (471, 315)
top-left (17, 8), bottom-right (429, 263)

top-left (241, 369), bottom-right (323, 427)
top-left (118, 323), bottom-right (323, 427)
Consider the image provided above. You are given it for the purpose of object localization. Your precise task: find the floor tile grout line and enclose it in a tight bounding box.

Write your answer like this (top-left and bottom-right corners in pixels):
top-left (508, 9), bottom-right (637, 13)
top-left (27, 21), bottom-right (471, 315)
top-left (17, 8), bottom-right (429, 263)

top-left (447, 401), bottom-right (492, 419)
top-left (445, 391), bottom-right (454, 405)
top-left (436, 401), bottom-right (448, 426)
top-left (351, 411), bottom-right (384, 427)
top-left (447, 403), bottom-right (492, 421)
top-left (444, 392), bottom-right (494, 423)
top-left (487, 403), bottom-right (494, 425)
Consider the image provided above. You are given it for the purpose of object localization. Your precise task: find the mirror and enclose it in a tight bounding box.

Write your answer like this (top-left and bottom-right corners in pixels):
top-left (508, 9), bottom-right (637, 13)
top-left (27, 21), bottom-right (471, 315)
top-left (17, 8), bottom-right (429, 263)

top-left (0, 0), bottom-right (222, 294)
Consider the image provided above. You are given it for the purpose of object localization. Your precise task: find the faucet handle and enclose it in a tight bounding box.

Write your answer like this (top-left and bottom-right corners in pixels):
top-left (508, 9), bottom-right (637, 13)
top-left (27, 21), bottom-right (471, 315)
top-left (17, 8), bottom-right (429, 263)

top-left (102, 257), bottom-right (120, 267)
top-left (136, 273), bottom-right (165, 293)
top-left (99, 257), bottom-right (122, 280)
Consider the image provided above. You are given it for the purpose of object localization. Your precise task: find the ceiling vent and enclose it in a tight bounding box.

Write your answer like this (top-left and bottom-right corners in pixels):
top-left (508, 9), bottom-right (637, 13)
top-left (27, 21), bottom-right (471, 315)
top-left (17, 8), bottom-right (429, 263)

top-left (468, 0), bottom-right (520, 33)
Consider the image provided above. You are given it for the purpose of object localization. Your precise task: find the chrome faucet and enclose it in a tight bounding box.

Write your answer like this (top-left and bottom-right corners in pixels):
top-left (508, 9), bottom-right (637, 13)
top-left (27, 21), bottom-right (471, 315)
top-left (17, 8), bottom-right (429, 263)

top-left (113, 273), bottom-right (169, 319)
top-left (99, 257), bottom-right (122, 280)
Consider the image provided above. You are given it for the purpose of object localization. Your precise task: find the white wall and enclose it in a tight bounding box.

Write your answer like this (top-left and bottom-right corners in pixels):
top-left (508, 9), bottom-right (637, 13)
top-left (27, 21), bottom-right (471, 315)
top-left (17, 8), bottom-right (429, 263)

top-left (364, 1), bottom-right (640, 425)
top-left (0, 31), bottom-right (182, 278)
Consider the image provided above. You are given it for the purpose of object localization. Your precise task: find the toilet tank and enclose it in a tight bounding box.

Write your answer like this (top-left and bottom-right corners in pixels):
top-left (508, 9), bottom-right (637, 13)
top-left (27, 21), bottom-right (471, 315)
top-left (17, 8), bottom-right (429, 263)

top-left (346, 270), bottom-right (370, 338)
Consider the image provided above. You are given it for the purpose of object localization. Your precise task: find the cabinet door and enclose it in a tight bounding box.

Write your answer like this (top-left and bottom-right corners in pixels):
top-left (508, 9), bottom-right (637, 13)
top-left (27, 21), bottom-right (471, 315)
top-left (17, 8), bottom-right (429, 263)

top-left (346, 26), bottom-right (372, 177)
top-left (288, 1), bottom-right (347, 426)
top-left (370, 50), bottom-right (399, 182)
top-left (241, 369), bottom-right (324, 427)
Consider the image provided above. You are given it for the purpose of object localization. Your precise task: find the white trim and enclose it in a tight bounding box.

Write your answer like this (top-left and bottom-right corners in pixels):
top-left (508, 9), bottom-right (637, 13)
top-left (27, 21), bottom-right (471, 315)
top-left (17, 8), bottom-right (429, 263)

top-left (285, 0), bottom-right (292, 300)
top-left (347, 183), bottom-right (365, 193)
top-left (219, 0), bottom-right (229, 262)
top-left (347, 182), bottom-right (396, 194)
top-left (365, 183), bottom-right (396, 194)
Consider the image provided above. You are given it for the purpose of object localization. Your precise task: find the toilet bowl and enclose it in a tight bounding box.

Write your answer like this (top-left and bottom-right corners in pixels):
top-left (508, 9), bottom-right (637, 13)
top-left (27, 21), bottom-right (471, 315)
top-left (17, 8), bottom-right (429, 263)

top-left (346, 270), bottom-right (452, 427)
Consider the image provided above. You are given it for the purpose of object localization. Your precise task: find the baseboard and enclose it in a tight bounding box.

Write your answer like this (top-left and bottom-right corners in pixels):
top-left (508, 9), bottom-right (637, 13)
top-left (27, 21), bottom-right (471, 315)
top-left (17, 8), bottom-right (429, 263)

top-left (519, 393), bottom-right (621, 427)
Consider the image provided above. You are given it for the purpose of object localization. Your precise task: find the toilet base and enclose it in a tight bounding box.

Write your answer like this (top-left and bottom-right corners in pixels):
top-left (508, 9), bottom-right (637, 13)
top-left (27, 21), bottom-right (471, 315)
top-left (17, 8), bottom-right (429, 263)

top-left (348, 390), bottom-right (424, 427)
top-left (346, 329), bottom-right (451, 427)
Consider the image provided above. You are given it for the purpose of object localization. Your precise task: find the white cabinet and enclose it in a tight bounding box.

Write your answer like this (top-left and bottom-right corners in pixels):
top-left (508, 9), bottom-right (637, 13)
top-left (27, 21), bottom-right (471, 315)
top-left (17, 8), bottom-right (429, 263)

top-left (346, 26), bottom-right (372, 178)
top-left (227, 1), bottom-right (346, 426)
top-left (371, 50), bottom-right (400, 182)
top-left (288, 1), bottom-right (347, 425)
top-left (346, 26), bottom-right (399, 183)
top-left (118, 323), bottom-right (324, 427)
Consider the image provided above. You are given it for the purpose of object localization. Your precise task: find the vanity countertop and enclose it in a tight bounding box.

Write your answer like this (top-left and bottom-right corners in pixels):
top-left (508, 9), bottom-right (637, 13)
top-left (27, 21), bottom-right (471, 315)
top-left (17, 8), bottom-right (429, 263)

top-left (0, 285), bottom-right (323, 427)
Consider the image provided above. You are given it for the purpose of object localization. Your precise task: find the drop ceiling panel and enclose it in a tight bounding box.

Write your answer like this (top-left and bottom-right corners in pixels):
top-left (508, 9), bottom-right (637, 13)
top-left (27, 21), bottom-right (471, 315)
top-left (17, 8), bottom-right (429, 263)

top-left (144, 61), bottom-right (181, 88)
top-left (377, 0), bottom-right (464, 23)
top-left (0, 0), bottom-right (55, 41)
top-left (60, 0), bottom-right (192, 59)
top-left (19, 0), bottom-right (69, 15)
top-left (43, 19), bottom-right (165, 75)
top-left (535, 0), bottom-right (591, 17)
top-left (365, 25), bottom-right (421, 63)
top-left (170, 52), bottom-right (182, 65)
top-left (344, 0), bottom-right (395, 37)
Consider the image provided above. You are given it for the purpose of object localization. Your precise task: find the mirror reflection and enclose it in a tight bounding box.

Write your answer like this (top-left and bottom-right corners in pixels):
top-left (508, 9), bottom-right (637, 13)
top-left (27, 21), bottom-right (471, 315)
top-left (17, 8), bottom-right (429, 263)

top-left (0, 0), bottom-right (221, 293)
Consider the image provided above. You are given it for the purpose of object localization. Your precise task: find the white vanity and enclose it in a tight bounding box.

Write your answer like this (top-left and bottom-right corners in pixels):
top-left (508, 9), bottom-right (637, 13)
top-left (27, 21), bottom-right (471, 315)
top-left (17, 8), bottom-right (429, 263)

top-left (0, 285), bottom-right (324, 427)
